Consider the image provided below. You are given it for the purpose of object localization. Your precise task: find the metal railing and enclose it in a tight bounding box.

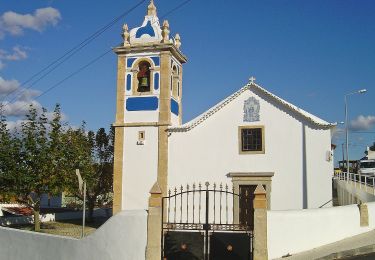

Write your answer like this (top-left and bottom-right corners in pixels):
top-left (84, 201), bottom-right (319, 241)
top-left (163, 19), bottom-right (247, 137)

top-left (334, 171), bottom-right (375, 195)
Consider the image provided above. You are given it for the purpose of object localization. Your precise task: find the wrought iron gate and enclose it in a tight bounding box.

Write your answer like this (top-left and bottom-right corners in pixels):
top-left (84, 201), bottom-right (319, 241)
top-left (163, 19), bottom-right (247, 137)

top-left (162, 182), bottom-right (253, 260)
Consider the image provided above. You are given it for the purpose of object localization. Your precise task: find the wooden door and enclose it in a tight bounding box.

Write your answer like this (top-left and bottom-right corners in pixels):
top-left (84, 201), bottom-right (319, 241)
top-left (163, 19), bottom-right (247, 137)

top-left (239, 185), bottom-right (258, 230)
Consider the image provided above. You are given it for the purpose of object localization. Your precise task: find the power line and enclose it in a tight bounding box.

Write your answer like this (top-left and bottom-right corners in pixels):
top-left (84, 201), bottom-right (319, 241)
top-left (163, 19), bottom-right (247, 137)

top-left (2, 0), bottom-right (147, 103)
top-left (5, 0), bottom-right (192, 105)
top-left (3, 0), bottom-right (194, 115)
top-left (36, 49), bottom-right (112, 100)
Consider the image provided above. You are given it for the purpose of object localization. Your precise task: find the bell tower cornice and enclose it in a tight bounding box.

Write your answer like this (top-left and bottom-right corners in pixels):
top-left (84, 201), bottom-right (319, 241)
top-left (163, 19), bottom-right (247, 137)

top-left (113, 42), bottom-right (187, 64)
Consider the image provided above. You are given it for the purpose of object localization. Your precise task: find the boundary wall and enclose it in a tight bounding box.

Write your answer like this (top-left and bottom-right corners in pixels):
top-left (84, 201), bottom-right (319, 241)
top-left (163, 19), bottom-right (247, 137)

top-left (268, 202), bottom-right (375, 259)
top-left (335, 177), bottom-right (375, 205)
top-left (0, 210), bottom-right (147, 260)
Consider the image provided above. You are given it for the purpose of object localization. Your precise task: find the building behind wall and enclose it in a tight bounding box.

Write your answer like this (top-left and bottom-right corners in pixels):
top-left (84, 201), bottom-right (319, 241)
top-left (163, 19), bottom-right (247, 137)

top-left (112, 0), bottom-right (336, 215)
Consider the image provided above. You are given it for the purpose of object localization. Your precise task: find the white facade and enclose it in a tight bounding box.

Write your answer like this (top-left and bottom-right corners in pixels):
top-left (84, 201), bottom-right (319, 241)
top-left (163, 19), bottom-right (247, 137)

top-left (168, 84), bottom-right (334, 210)
top-left (122, 126), bottom-right (159, 210)
top-left (120, 82), bottom-right (334, 210)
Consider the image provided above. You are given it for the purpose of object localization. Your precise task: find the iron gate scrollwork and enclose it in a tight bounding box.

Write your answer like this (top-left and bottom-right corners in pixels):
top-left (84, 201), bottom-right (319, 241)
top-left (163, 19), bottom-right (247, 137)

top-left (162, 182), bottom-right (253, 260)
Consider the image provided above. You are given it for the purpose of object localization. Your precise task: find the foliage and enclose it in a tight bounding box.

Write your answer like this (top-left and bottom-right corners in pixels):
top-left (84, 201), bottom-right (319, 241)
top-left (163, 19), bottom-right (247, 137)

top-left (63, 126), bottom-right (114, 221)
top-left (0, 104), bottom-right (113, 229)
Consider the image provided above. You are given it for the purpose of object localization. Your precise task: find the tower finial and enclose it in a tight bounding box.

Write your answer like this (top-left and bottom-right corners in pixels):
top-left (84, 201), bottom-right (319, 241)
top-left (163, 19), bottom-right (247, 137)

top-left (161, 20), bottom-right (170, 43)
top-left (147, 0), bottom-right (157, 16)
top-left (122, 24), bottom-right (130, 46)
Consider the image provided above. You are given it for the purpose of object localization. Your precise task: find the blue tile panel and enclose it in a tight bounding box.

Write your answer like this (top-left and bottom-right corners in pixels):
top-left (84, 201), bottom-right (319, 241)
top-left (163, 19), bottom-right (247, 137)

top-left (171, 98), bottom-right (179, 115)
top-left (135, 21), bottom-right (155, 38)
top-left (127, 58), bottom-right (136, 68)
top-left (126, 97), bottom-right (159, 111)
top-left (151, 56), bottom-right (160, 66)
top-left (126, 74), bottom-right (132, 91)
top-left (154, 72), bottom-right (160, 90)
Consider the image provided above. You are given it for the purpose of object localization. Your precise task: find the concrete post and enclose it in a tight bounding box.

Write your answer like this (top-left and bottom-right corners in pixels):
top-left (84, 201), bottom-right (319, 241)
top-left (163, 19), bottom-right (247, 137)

top-left (146, 182), bottom-right (163, 260)
top-left (359, 202), bottom-right (369, 227)
top-left (253, 184), bottom-right (268, 260)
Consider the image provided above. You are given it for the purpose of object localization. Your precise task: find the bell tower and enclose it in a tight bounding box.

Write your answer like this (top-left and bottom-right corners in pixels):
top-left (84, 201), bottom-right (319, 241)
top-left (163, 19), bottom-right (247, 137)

top-left (112, 0), bottom-right (187, 213)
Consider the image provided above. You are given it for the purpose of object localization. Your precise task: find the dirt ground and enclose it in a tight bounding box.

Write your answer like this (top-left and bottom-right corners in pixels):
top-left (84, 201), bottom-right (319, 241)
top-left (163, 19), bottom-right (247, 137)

top-left (9, 217), bottom-right (109, 239)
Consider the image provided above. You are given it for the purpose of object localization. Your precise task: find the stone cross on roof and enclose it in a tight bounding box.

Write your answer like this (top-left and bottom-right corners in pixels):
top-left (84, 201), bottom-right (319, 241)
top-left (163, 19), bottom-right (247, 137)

top-left (249, 76), bottom-right (256, 84)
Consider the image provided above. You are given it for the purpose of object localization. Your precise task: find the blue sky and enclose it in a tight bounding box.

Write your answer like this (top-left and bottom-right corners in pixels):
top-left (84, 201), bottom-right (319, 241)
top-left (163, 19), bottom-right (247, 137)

top-left (0, 0), bottom-right (374, 165)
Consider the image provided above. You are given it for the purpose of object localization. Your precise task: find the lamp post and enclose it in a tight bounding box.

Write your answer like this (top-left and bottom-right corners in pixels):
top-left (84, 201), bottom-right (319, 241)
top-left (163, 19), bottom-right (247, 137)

top-left (345, 89), bottom-right (367, 181)
top-left (75, 169), bottom-right (86, 238)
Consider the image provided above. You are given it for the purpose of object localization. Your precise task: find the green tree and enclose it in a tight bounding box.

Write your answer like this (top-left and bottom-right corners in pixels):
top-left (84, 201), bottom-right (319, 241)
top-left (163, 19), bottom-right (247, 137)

top-left (0, 105), bottom-right (19, 199)
top-left (5, 104), bottom-right (66, 231)
top-left (64, 125), bottom-right (114, 221)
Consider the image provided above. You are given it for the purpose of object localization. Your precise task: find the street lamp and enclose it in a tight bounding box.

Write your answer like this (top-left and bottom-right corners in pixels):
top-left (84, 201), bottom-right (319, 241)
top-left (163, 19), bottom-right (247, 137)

top-left (345, 89), bottom-right (367, 181)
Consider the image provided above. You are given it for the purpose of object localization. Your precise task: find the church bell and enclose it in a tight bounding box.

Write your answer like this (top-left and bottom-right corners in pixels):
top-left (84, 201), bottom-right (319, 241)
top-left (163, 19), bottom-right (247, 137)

top-left (140, 76), bottom-right (149, 87)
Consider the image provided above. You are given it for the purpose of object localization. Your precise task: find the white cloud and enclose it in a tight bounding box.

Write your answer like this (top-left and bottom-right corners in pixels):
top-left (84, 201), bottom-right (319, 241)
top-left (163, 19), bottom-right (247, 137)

top-left (17, 88), bottom-right (41, 101)
top-left (1, 100), bottom-right (42, 117)
top-left (0, 76), bottom-right (20, 95)
top-left (0, 7), bottom-right (61, 38)
top-left (331, 127), bottom-right (344, 140)
top-left (350, 115), bottom-right (375, 131)
top-left (0, 46), bottom-right (28, 61)
top-left (5, 119), bottom-right (26, 132)
top-left (0, 46), bottom-right (28, 68)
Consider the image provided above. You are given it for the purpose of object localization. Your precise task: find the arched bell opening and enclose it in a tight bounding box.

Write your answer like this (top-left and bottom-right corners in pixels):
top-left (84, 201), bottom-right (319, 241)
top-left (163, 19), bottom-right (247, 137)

top-left (137, 61), bottom-right (152, 93)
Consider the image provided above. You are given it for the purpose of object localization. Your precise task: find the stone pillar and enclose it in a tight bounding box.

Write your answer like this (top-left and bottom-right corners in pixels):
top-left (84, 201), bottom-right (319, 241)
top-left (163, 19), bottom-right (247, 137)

top-left (146, 182), bottom-right (163, 260)
top-left (113, 55), bottom-right (126, 215)
top-left (253, 184), bottom-right (268, 260)
top-left (359, 202), bottom-right (369, 227)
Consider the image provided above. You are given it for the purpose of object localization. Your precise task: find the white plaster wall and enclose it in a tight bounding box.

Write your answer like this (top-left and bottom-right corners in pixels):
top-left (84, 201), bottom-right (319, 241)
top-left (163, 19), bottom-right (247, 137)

top-left (0, 210), bottom-right (147, 260)
top-left (267, 203), bottom-right (375, 259)
top-left (122, 127), bottom-right (159, 210)
top-left (124, 109), bottom-right (159, 123)
top-left (367, 202), bottom-right (375, 227)
top-left (171, 112), bottom-right (180, 126)
top-left (305, 127), bottom-right (333, 208)
top-left (169, 89), bottom-right (331, 210)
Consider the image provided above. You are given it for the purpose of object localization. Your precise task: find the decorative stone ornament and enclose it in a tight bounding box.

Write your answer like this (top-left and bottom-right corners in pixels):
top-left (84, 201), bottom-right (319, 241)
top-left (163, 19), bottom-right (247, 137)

top-left (128, 0), bottom-right (162, 44)
top-left (243, 97), bottom-right (260, 122)
top-left (161, 20), bottom-right (170, 43)
top-left (175, 33), bottom-right (181, 49)
top-left (249, 76), bottom-right (256, 84)
top-left (148, 0), bottom-right (157, 16)
top-left (122, 24), bottom-right (130, 46)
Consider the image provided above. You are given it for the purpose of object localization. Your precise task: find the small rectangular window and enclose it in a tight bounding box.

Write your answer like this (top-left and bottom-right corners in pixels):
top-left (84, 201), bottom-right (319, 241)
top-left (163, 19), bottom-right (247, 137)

top-left (239, 126), bottom-right (264, 154)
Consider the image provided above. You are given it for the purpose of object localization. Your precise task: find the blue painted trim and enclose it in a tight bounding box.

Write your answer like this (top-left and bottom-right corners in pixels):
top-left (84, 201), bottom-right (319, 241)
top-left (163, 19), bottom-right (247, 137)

top-left (127, 58), bottom-right (136, 68)
top-left (126, 97), bottom-right (159, 111)
top-left (171, 99), bottom-right (179, 116)
top-left (136, 21), bottom-right (155, 38)
top-left (154, 73), bottom-right (160, 90)
top-left (126, 74), bottom-right (132, 91)
top-left (151, 57), bottom-right (160, 66)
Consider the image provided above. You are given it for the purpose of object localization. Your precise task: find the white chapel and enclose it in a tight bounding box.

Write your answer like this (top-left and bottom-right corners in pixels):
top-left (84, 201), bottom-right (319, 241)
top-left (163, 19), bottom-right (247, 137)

top-left (112, 1), bottom-right (336, 217)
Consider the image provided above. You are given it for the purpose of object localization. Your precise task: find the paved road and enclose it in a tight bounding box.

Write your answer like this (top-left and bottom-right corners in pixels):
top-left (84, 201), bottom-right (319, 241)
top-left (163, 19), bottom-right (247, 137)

top-left (342, 252), bottom-right (375, 259)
